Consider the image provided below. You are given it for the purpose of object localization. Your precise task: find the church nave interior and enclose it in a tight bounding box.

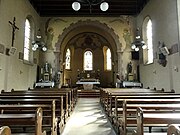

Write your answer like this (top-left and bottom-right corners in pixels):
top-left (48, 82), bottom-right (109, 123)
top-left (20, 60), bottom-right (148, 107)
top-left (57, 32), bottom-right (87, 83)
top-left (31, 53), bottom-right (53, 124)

top-left (1, 0), bottom-right (180, 135)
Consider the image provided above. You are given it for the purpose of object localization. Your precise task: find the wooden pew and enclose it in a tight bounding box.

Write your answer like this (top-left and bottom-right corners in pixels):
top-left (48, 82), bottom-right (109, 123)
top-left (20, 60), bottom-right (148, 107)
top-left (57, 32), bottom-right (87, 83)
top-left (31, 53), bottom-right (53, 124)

top-left (5, 88), bottom-right (74, 118)
top-left (0, 91), bottom-right (69, 122)
top-left (100, 88), bottom-right (156, 105)
top-left (0, 98), bottom-right (63, 135)
top-left (0, 107), bottom-right (46, 135)
top-left (114, 98), bottom-right (180, 135)
top-left (135, 107), bottom-right (180, 135)
top-left (100, 88), bottom-right (175, 117)
top-left (28, 88), bottom-right (75, 113)
top-left (107, 93), bottom-right (180, 121)
top-left (99, 88), bottom-right (177, 117)
top-left (0, 126), bottom-right (11, 135)
top-left (0, 100), bottom-right (57, 135)
top-left (100, 88), bottom-right (180, 135)
top-left (100, 88), bottom-right (165, 104)
top-left (28, 87), bottom-right (78, 109)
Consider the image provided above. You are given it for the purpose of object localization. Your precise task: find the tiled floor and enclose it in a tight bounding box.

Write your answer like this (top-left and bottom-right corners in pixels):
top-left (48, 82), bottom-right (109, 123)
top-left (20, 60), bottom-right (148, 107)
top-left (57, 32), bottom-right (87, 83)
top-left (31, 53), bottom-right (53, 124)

top-left (62, 98), bottom-right (116, 135)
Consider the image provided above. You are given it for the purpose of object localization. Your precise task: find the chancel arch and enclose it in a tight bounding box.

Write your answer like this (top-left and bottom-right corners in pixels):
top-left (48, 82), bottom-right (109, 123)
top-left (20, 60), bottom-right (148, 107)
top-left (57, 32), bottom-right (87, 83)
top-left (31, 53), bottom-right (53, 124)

top-left (55, 20), bottom-right (122, 87)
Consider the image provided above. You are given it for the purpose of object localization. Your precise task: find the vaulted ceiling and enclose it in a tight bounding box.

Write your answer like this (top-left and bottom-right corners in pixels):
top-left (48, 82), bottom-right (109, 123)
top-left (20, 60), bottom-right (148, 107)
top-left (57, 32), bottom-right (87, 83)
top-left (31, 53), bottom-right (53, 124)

top-left (29, 0), bottom-right (150, 17)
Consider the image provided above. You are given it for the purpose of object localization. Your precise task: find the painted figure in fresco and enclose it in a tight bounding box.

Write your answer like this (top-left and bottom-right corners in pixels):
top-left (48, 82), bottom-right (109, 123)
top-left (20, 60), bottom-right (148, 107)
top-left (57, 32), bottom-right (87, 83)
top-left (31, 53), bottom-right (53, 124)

top-left (123, 28), bottom-right (132, 50)
top-left (46, 27), bottom-right (54, 50)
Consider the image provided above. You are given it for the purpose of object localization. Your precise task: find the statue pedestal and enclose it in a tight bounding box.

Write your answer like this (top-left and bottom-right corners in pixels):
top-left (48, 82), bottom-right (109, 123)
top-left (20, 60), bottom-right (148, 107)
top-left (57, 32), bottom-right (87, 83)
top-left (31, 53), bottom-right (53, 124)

top-left (128, 73), bottom-right (134, 81)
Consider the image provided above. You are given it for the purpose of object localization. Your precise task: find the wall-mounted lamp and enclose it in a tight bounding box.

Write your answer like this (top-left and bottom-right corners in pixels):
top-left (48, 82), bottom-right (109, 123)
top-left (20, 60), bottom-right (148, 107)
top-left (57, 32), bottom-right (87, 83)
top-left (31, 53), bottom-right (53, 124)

top-left (32, 29), bottom-right (47, 52)
top-left (72, 0), bottom-right (109, 13)
top-left (131, 28), bottom-right (147, 51)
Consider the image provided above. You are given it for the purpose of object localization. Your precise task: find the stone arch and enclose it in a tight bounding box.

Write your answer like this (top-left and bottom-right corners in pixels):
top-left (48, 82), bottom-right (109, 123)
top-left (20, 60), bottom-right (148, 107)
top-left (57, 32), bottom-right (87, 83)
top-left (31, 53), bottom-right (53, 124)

top-left (55, 19), bottom-right (122, 51)
top-left (54, 19), bottom-right (123, 86)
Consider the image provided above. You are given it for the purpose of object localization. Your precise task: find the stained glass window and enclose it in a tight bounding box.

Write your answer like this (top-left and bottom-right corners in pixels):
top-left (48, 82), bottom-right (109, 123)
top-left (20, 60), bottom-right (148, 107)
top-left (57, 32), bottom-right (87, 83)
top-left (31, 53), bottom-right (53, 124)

top-left (106, 48), bottom-right (112, 70)
top-left (65, 48), bottom-right (71, 69)
top-left (143, 16), bottom-right (153, 64)
top-left (146, 19), bottom-right (153, 64)
top-left (23, 19), bottom-right (31, 61)
top-left (84, 50), bottom-right (93, 70)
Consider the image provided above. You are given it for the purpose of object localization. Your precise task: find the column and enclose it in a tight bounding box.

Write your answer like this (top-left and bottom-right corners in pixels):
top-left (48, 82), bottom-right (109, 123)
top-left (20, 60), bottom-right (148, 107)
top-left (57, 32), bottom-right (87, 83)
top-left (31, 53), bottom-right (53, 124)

top-left (117, 50), bottom-right (123, 79)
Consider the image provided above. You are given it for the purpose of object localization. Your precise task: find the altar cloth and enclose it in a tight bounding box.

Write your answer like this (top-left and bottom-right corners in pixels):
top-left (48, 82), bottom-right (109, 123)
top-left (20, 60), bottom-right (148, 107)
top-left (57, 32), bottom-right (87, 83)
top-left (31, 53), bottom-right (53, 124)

top-left (76, 79), bottom-right (100, 90)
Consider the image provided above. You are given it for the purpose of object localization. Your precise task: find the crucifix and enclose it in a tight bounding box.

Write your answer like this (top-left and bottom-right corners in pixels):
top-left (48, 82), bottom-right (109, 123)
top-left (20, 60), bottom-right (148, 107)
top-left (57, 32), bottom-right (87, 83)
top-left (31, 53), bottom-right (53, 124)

top-left (9, 17), bottom-right (19, 47)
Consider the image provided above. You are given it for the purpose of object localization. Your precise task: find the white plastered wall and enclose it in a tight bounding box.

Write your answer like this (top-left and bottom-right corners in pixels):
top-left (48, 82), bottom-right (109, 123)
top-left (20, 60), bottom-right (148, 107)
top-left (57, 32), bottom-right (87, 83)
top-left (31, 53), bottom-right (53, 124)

top-left (137, 0), bottom-right (180, 92)
top-left (0, 0), bottom-right (40, 91)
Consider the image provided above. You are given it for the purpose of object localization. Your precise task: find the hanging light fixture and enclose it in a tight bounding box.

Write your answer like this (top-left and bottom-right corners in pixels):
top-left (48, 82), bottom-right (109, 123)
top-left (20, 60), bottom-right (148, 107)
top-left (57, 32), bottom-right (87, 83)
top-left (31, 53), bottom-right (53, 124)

top-left (72, 0), bottom-right (109, 13)
top-left (32, 29), bottom-right (47, 52)
top-left (131, 28), bottom-right (147, 51)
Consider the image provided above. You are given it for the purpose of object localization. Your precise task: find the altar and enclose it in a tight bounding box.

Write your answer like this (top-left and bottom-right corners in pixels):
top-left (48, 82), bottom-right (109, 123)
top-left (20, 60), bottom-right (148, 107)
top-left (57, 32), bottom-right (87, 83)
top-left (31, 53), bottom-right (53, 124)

top-left (122, 81), bottom-right (142, 88)
top-left (35, 81), bottom-right (55, 88)
top-left (76, 79), bottom-right (100, 90)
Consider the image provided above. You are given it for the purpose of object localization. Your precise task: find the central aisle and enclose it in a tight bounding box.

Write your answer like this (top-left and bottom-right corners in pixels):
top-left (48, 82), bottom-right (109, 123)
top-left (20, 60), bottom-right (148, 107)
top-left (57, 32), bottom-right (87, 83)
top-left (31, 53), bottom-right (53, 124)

top-left (62, 98), bottom-right (116, 135)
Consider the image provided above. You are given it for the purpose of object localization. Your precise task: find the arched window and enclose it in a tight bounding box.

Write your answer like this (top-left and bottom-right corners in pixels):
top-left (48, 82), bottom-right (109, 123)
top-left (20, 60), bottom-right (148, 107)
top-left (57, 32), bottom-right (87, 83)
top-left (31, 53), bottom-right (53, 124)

top-left (143, 16), bottom-right (153, 64)
top-left (103, 46), bottom-right (112, 71)
top-left (106, 48), bottom-right (112, 70)
top-left (84, 50), bottom-right (93, 71)
top-left (65, 48), bottom-right (71, 70)
top-left (23, 18), bottom-right (32, 61)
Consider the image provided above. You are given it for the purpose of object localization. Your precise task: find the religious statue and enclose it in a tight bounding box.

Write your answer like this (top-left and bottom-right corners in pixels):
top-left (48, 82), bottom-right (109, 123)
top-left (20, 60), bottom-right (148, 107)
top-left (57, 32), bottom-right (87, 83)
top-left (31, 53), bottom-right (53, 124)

top-left (77, 69), bottom-right (80, 80)
top-left (42, 62), bottom-right (52, 82)
top-left (44, 62), bottom-right (50, 73)
top-left (127, 61), bottom-right (132, 74)
top-left (97, 69), bottom-right (100, 79)
top-left (116, 74), bottom-right (121, 88)
top-left (127, 61), bottom-right (134, 81)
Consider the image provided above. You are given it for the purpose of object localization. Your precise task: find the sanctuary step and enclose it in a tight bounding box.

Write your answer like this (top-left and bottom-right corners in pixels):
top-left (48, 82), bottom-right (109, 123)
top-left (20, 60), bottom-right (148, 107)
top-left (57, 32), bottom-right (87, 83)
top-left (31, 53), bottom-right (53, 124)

top-left (77, 89), bottom-right (100, 98)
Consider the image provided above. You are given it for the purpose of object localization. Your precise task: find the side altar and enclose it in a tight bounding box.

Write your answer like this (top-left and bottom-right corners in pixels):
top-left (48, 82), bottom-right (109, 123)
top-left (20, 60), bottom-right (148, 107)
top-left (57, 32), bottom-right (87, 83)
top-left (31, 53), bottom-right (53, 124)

top-left (35, 62), bottom-right (54, 88)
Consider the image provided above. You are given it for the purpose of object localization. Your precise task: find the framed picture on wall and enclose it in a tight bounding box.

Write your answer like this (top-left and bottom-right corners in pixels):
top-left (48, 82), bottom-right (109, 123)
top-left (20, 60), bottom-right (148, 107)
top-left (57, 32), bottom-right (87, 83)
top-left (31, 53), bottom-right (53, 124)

top-left (0, 44), bottom-right (5, 54)
top-left (8, 47), bottom-right (17, 55)
top-left (19, 52), bottom-right (23, 60)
